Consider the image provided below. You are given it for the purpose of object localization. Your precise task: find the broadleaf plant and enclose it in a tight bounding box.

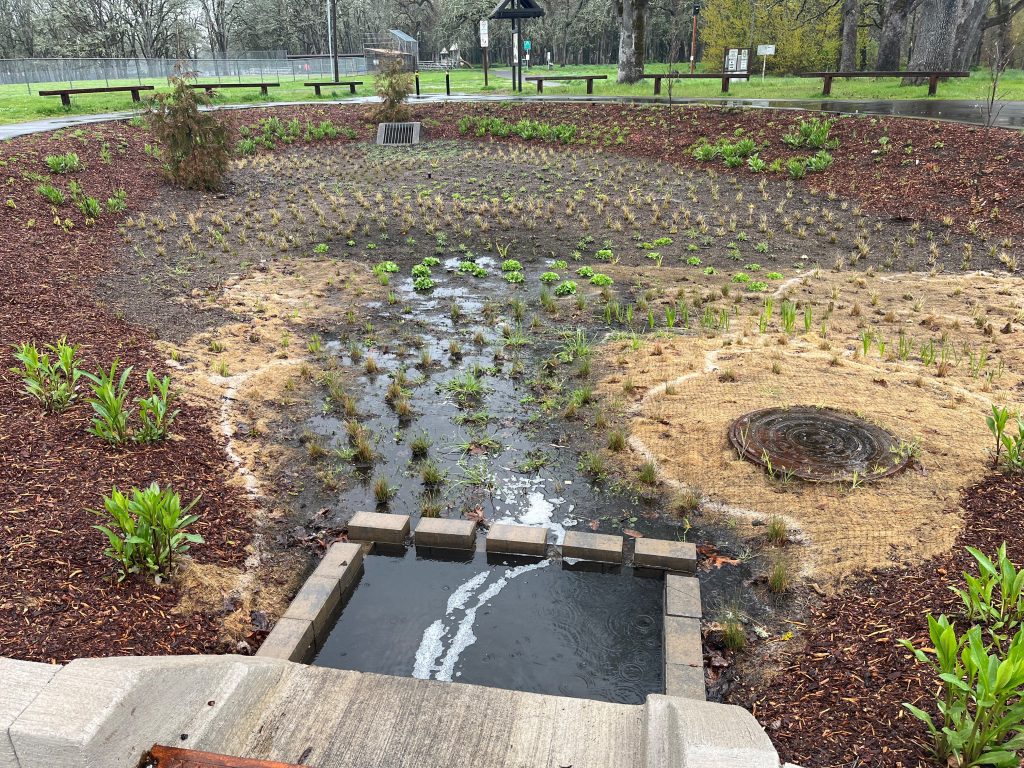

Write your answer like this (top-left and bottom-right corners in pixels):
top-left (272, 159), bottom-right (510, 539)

top-left (92, 483), bottom-right (203, 582)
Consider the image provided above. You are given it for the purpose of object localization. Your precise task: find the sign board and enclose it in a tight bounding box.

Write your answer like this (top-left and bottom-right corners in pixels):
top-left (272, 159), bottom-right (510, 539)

top-left (512, 32), bottom-right (519, 64)
top-left (479, 19), bottom-right (489, 47)
top-left (523, 39), bottom-right (531, 51)
top-left (723, 47), bottom-right (752, 74)
top-left (757, 44), bottom-right (776, 56)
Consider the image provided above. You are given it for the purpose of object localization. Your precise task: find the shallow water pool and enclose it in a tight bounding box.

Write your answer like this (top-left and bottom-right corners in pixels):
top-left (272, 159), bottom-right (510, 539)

top-left (313, 547), bottom-right (664, 704)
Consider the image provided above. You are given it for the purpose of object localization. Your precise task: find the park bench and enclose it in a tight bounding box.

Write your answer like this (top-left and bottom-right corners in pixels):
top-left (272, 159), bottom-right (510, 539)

top-left (643, 72), bottom-right (751, 94)
top-left (38, 84), bottom-right (154, 107)
top-left (799, 70), bottom-right (970, 96)
top-left (189, 82), bottom-right (279, 96)
top-left (304, 81), bottom-right (364, 96)
top-left (525, 74), bottom-right (607, 94)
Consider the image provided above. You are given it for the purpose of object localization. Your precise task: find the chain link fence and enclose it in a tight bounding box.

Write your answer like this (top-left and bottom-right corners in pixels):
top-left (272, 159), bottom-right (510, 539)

top-left (0, 56), bottom-right (369, 91)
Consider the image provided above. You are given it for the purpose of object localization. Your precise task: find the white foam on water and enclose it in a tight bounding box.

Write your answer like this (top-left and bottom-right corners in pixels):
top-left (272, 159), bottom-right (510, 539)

top-left (434, 560), bottom-right (550, 682)
top-left (446, 570), bottom-right (490, 613)
top-left (412, 619), bottom-right (446, 679)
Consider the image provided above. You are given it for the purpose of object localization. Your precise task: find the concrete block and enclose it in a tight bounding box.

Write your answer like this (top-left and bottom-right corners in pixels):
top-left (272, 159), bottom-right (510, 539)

top-left (256, 617), bottom-right (316, 662)
top-left (486, 523), bottom-right (548, 557)
top-left (312, 541), bottom-right (366, 595)
top-left (664, 663), bottom-right (706, 701)
top-left (414, 517), bottom-right (477, 550)
top-left (562, 531), bottom-right (624, 564)
top-left (665, 574), bottom-right (702, 619)
top-left (1, 658), bottom-right (61, 767)
top-left (664, 616), bottom-right (703, 668)
top-left (634, 538), bottom-right (696, 574)
top-left (280, 575), bottom-right (342, 647)
top-left (8, 655), bottom-right (292, 768)
top-left (643, 695), bottom-right (780, 768)
top-left (347, 511), bottom-right (410, 544)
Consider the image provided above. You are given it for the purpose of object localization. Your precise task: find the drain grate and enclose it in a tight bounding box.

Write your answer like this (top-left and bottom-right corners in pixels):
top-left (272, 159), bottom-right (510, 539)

top-left (375, 122), bottom-right (421, 146)
top-left (728, 406), bottom-right (911, 482)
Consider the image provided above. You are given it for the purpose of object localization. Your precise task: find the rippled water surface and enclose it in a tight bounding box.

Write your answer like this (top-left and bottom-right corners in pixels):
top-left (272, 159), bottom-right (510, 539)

top-left (314, 549), bottom-right (664, 704)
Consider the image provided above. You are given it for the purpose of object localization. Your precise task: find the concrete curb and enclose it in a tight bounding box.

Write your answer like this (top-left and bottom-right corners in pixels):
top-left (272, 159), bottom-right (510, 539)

top-left (256, 541), bottom-right (365, 663)
top-left (663, 574), bottom-right (706, 700)
top-left (0, 654), bottom-right (787, 768)
top-left (1, 658), bottom-right (61, 767)
top-left (6, 655), bottom-right (291, 768)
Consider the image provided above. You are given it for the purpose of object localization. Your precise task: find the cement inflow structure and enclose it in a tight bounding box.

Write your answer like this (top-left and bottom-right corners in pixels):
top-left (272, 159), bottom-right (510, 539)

top-left (0, 653), bottom-right (795, 768)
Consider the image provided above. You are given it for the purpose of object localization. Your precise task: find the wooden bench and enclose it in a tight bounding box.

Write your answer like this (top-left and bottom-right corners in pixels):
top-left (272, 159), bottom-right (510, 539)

top-left (642, 72), bottom-right (750, 94)
top-left (38, 85), bottom-right (154, 107)
top-left (799, 70), bottom-right (970, 96)
top-left (525, 74), bottom-right (607, 94)
top-left (304, 81), bottom-right (364, 96)
top-left (189, 82), bottom-right (279, 96)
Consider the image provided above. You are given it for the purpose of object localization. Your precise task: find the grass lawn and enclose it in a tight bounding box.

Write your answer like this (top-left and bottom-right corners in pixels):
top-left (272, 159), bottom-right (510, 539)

top-left (1, 64), bottom-right (1021, 126)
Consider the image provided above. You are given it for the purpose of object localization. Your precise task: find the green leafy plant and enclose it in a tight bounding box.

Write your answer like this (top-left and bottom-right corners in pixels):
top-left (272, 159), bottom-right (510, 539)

top-left (901, 614), bottom-right (1024, 767)
top-left (952, 544), bottom-right (1024, 651)
top-left (554, 280), bottom-right (578, 296)
top-left (44, 152), bottom-right (83, 174)
top-left (85, 361), bottom-right (134, 444)
top-left (92, 483), bottom-right (202, 582)
top-left (135, 370), bottom-right (179, 443)
top-left (147, 68), bottom-right (229, 190)
top-left (987, 406), bottom-right (1011, 468)
top-left (37, 182), bottom-right (65, 204)
top-left (10, 337), bottom-right (84, 412)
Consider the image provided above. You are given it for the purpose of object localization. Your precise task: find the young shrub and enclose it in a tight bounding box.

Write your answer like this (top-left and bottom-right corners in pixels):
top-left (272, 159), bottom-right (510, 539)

top-left (85, 362), bottom-right (134, 444)
top-left (44, 152), bottom-right (83, 174)
top-left (92, 483), bottom-right (202, 582)
top-left (10, 337), bottom-right (84, 412)
top-left (147, 69), bottom-right (229, 191)
top-left (135, 370), bottom-right (179, 443)
top-left (373, 56), bottom-right (414, 123)
top-left (901, 614), bottom-right (1024, 767)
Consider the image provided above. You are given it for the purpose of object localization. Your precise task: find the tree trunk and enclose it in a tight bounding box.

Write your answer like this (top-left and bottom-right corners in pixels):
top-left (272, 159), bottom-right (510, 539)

top-left (906, 0), bottom-right (989, 77)
top-left (839, 0), bottom-right (859, 70)
top-left (876, 0), bottom-right (910, 69)
top-left (616, 0), bottom-right (648, 83)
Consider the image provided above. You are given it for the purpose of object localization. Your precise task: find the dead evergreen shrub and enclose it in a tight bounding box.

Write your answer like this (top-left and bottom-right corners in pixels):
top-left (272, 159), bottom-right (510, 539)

top-left (373, 57), bottom-right (413, 123)
top-left (147, 69), bottom-right (229, 191)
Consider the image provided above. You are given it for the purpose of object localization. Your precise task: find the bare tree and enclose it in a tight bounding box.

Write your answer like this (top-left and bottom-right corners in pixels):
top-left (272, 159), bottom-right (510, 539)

top-left (200, 0), bottom-right (236, 56)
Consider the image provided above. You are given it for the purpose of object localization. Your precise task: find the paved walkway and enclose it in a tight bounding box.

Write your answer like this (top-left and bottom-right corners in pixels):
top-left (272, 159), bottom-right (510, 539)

top-left (2, 94), bottom-right (1022, 140)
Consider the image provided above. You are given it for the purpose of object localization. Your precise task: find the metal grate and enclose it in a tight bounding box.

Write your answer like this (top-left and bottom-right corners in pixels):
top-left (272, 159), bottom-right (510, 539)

top-left (375, 122), bottom-right (421, 146)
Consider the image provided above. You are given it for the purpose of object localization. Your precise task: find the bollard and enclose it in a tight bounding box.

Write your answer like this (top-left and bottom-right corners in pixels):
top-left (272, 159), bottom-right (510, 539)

top-left (445, 71), bottom-right (450, 96)
top-left (415, 73), bottom-right (420, 97)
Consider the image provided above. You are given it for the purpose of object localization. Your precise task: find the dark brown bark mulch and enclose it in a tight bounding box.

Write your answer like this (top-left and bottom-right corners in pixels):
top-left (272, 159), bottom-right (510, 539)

top-left (0, 123), bottom-right (254, 663)
top-left (729, 472), bottom-right (1024, 768)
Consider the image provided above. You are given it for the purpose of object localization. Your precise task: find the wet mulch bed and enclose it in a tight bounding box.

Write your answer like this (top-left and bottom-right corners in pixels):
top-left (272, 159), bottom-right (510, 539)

top-left (213, 100), bottom-right (1023, 237)
top-left (729, 472), bottom-right (1024, 768)
top-left (0, 124), bottom-right (254, 663)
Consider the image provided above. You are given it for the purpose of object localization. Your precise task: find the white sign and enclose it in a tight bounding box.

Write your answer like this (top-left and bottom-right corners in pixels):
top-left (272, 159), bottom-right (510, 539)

top-left (512, 32), bottom-right (519, 64)
top-left (757, 44), bottom-right (776, 56)
top-left (739, 49), bottom-right (749, 71)
top-left (479, 19), bottom-right (489, 47)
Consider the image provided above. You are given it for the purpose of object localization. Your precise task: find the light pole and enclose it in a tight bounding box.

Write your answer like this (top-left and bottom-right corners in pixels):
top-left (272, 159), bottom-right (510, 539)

top-left (690, 2), bottom-right (701, 74)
